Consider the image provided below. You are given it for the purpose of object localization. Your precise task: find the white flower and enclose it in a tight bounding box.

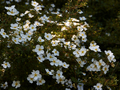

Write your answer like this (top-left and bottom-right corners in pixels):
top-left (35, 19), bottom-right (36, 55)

top-left (71, 35), bottom-right (80, 44)
top-left (28, 13), bottom-right (34, 18)
top-left (27, 30), bottom-right (33, 36)
top-left (46, 53), bottom-right (55, 61)
top-left (50, 57), bottom-right (59, 66)
top-left (31, 70), bottom-right (42, 81)
top-left (23, 24), bottom-right (29, 31)
top-left (84, 22), bottom-right (89, 27)
top-left (12, 37), bottom-right (20, 44)
top-left (76, 58), bottom-right (86, 67)
top-left (78, 31), bottom-right (87, 38)
top-left (61, 26), bottom-right (67, 31)
top-left (33, 45), bottom-right (44, 55)
top-left (16, 17), bottom-right (21, 21)
top-left (57, 23), bottom-right (64, 26)
top-left (56, 70), bottom-right (63, 79)
top-left (38, 36), bottom-right (44, 42)
top-left (20, 13), bottom-right (25, 17)
top-left (56, 76), bottom-right (65, 84)
top-left (52, 49), bottom-right (59, 56)
top-left (15, 0), bottom-right (21, 3)
top-left (7, 8), bottom-right (19, 16)
top-left (34, 21), bottom-right (43, 26)
top-left (77, 26), bottom-right (83, 32)
top-left (1, 61), bottom-right (11, 68)
top-left (20, 34), bottom-right (27, 42)
top-left (10, 23), bottom-right (18, 30)
top-left (49, 7), bottom-right (54, 12)
top-left (82, 37), bottom-right (87, 42)
top-left (70, 18), bottom-right (79, 22)
top-left (31, 1), bottom-right (39, 7)
top-left (51, 40), bottom-right (59, 46)
top-left (65, 79), bottom-right (73, 88)
top-left (6, 1), bottom-right (10, 4)
top-left (51, 4), bottom-right (55, 7)
top-left (68, 43), bottom-right (76, 50)
top-left (44, 33), bottom-right (52, 40)
top-left (40, 15), bottom-right (49, 23)
top-left (81, 24), bottom-right (87, 31)
top-left (29, 24), bottom-right (37, 31)
top-left (27, 74), bottom-right (34, 83)
top-left (94, 59), bottom-right (106, 70)
top-left (5, 5), bottom-right (15, 10)
top-left (78, 10), bottom-right (83, 14)
top-left (64, 41), bottom-right (70, 46)
top-left (73, 49), bottom-right (80, 57)
top-left (16, 35), bottom-right (23, 42)
top-left (102, 65), bottom-right (109, 74)
top-left (79, 16), bottom-right (86, 21)
top-left (94, 46), bottom-right (101, 52)
top-left (37, 55), bottom-right (45, 62)
top-left (24, 10), bottom-right (29, 14)
top-left (57, 60), bottom-right (63, 66)
top-left (77, 83), bottom-right (84, 90)
top-left (0, 29), bottom-right (9, 38)
top-left (1, 82), bottom-right (8, 89)
top-left (34, 5), bottom-right (42, 11)
top-left (106, 86), bottom-right (112, 90)
top-left (107, 55), bottom-right (116, 62)
top-left (89, 41), bottom-right (101, 52)
top-left (45, 69), bottom-right (54, 75)
top-left (79, 47), bottom-right (87, 56)
top-left (36, 78), bottom-right (45, 85)
top-left (73, 22), bottom-right (80, 26)
top-left (93, 83), bottom-right (102, 90)
top-left (12, 81), bottom-right (21, 88)
top-left (62, 62), bottom-right (69, 68)
top-left (18, 26), bottom-right (23, 32)
top-left (104, 50), bottom-right (113, 56)
top-left (63, 21), bottom-right (72, 27)
top-left (14, 31), bottom-right (19, 36)
top-left (58, 38), bottom-right (65, 42)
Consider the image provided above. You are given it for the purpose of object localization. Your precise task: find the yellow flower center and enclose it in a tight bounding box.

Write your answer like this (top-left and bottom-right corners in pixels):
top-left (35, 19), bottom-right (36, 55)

top-left (3, 32), bottom-right (6, 35)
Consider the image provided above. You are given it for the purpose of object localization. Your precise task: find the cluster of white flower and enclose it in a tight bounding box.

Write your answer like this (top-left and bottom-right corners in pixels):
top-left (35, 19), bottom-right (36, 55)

top-left (45, 69), bottom-right (73, 89)
top-left (0, 0), bottom-right (117, 89)
top-left (5, 5), bottom-right (19, 16)
top-left (27, 70), bottom-right (45, 85)
top-left (45, 52), bottom-right (69, 68)
top-left (31, 1), bottom-right (43, 12)
top-left (55, 70), bottom-right (66, 84)
top-left (105, 50), bottom-right (116, 63)
top-left (86, 58), bottom-right (110, 74)
top-left (73, 47), bottom-right (87, 57)
top-left (45, 69), bottom-right (54, 75)
top-left (1, 81), bottom-right (21, 89)
top-left (89, 41), bottom-right (101, 52)
top-left (2, 0), bottom-right (22, 4)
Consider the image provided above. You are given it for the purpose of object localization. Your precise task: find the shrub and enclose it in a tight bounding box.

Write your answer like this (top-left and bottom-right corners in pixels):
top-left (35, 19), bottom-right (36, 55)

top-left (0, 0), bottom-right (119, 90)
